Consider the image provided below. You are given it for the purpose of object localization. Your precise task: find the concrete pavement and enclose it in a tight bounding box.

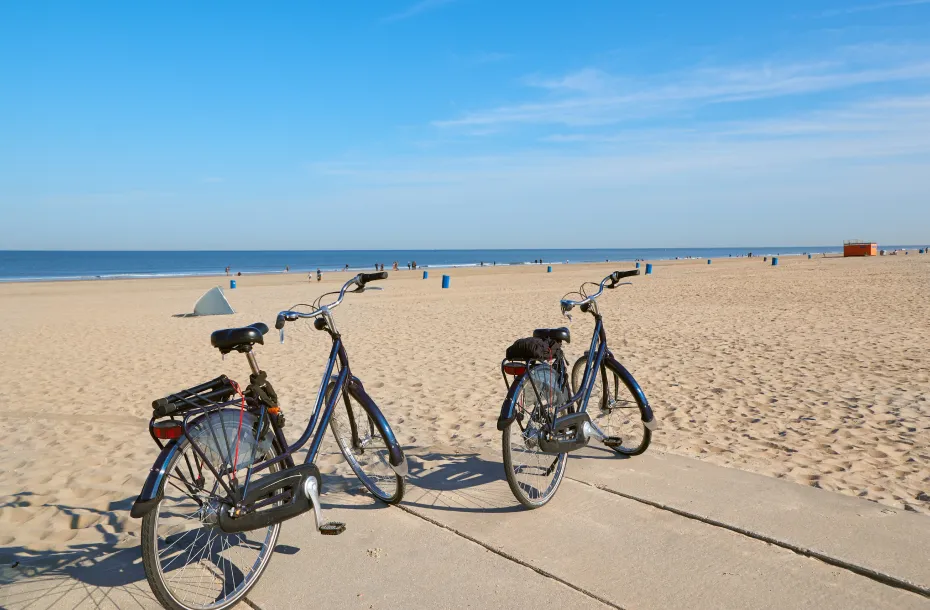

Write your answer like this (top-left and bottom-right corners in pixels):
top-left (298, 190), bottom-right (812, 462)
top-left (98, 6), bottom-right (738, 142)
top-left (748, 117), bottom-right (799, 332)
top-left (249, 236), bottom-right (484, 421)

top-left (2, 446), bottom-right (928, 609)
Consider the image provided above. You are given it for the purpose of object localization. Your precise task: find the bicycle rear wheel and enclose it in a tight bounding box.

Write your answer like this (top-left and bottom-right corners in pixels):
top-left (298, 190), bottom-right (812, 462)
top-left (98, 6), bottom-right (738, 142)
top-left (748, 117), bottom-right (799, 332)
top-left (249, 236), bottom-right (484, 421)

top-left (327, 382), bottom-right (405, 504)
top-left (571, 357), bottom-right (651, 455)
top-left (502, 363), bottom-right (568, 509)
top-left (141, 414), bottom-right (281, 610)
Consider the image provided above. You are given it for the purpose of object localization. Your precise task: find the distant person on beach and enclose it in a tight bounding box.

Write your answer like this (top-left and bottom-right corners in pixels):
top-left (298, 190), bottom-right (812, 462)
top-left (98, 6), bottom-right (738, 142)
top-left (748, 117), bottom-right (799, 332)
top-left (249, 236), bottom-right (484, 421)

top-left (225, 266), bottom-right (230, 276)
top-left (285, 265), bottom-right (289, 273)
top-left (317, 269), bottom-right (322, 281)
top-left (344, 264), bottom-right (349, 271)
top-left (237, 271), bottom-right (241, 276)
top-left (393, 261), bottom-right (398, 271)
top-left (407, 262), bottom-right (411, 270)
top-left (412, 261), bottom-right (417, 270)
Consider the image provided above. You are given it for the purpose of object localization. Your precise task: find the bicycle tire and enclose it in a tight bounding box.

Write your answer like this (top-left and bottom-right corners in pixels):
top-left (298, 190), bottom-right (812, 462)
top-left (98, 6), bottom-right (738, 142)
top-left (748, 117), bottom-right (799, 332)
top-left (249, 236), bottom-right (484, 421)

top-left (501, 363), bottom-right (568, 509)
top-left (141, 422), bottom-right (281, 610)
top-left (571, 356), bottom-right (652, 456)
top-left (327, 381), bottom-right (405, 504)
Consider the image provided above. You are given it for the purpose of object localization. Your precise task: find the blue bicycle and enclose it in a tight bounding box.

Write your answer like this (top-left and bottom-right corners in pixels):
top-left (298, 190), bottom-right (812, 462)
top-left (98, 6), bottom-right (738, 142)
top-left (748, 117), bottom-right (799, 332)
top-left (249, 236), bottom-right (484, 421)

top-left (497, 270), bottom-right (657, 508)
top-left (132, 272), bottom-right (406, 610)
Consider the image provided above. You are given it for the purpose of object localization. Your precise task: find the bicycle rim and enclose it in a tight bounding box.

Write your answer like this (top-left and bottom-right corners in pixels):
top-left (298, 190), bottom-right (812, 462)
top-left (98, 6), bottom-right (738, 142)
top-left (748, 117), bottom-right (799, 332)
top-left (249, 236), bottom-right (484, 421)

top-left (502, 364), bottom-right (568, 508)
top-left (572, 357), bottom-right (651, 455)
top-left (142, 436), bottom-right (280, 610)
top-left (328, 384), bottom-right (404, 503)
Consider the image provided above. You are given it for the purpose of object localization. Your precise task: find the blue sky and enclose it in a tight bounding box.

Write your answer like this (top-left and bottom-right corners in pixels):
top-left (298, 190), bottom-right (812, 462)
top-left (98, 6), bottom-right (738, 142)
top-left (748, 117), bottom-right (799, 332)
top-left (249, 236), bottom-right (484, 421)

top-left (2, 0), bottom-right (929, 249)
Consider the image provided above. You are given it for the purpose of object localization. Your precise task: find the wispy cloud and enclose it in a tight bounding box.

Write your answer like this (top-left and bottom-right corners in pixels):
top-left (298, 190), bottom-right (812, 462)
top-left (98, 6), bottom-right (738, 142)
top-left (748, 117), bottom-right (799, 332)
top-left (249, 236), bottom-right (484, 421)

top-left (383, 0), bottom-right (457, 23)
top-left (820, 0), bottom-right (930, 17)
top-left (523, 67), bottom-right (613, 94)
top-left (434, 48), bottom-right (930, 128)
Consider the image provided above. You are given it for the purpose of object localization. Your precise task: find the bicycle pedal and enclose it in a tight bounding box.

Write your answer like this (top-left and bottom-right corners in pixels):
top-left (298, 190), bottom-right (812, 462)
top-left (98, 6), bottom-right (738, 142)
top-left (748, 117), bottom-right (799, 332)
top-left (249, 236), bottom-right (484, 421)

top-left (319, 522), bottom-right (346, 536)
top-left (603, 436), bottom-right (623, 448)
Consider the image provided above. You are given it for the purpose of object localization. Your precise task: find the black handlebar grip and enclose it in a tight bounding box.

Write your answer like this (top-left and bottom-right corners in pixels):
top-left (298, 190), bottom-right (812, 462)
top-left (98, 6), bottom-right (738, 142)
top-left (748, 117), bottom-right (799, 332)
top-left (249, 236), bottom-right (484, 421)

top-left (275, 313), bottom-right (286, 330)
top-left (614, 269), bottom-right (640, 280)
top-left (359, 271), bottom-right (388, 285)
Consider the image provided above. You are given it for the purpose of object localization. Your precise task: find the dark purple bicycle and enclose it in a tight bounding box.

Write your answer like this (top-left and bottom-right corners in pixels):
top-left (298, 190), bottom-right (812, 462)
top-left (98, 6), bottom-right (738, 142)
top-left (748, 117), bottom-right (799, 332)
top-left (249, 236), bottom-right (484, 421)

top-left (131, 272), bottom-right (406, 610)
top-left (497, 270), bottom-right (657, 509)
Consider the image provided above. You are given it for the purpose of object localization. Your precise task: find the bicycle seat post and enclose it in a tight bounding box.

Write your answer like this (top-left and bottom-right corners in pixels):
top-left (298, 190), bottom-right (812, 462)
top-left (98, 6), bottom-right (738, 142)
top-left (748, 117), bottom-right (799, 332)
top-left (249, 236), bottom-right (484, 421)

top-left (245, 349), bottom-right (261, 376)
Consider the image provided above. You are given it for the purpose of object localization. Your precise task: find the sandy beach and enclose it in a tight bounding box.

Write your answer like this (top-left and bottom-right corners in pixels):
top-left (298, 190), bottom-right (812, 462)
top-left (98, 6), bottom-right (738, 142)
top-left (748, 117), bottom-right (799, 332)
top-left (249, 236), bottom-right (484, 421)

top-left (1, 254), bottom-right (928, 554)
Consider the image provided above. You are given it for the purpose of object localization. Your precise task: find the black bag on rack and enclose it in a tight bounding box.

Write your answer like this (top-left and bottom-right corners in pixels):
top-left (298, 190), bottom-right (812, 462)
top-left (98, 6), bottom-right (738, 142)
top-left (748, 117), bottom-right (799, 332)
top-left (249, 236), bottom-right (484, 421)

top-left (505, 337), bottom-right (556, 361)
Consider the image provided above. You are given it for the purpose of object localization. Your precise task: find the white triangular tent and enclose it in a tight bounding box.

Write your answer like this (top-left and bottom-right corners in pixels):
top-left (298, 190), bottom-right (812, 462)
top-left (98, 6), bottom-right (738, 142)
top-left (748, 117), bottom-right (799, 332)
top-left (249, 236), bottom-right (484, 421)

top-left (192, 286), bottom-right (235, 316)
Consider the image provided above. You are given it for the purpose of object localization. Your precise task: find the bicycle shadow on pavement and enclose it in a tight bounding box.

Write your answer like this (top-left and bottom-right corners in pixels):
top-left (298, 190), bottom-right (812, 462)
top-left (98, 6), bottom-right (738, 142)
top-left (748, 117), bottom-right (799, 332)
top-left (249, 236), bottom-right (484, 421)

top-left (399, 449), bottom-right (525, 515)
top-left (0, 494), bottom-right (158, 609)
top-left (570, 444), bottom-right (632, 460)
top-left (0, 491), bottom-right (307, 609)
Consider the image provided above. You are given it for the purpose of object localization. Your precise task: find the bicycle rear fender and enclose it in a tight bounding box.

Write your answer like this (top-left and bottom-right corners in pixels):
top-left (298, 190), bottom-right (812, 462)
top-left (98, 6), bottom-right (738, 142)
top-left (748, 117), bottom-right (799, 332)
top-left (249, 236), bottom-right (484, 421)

top-left (130, 439), bottom-right (181, 518)
top-left (346, 377), bottom-right (408, 476)
top-left (496, 372), bottom-right (526, 431)
top-left (603, 355), bottom-right (656, 426)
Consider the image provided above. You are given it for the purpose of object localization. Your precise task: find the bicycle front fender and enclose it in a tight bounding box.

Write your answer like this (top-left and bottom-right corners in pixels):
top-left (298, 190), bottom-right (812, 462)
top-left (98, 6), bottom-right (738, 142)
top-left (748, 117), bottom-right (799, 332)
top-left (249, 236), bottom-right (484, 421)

top-left (130, 439), bottom-right (181, 518)
top-left (496, 372), bottom-right (526, 431)
top-left (603, 355), bottom-right (657, 428)
top-left (346, 377), bottom-right (408, 476)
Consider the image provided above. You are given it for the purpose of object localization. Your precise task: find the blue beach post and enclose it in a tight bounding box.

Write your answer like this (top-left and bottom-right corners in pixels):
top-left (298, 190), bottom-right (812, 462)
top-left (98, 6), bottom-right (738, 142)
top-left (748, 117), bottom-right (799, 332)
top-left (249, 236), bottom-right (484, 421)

top-left (645, 263), bottom-right (653, 275)
top-left (441, 274), bottom-right (450, 289)
top-left (547, 265), bottom-right (552, 273)
top-left (772, 257), bottom-right (779, 266)
top-left (707, 259), bottom-right (712, 265)
top-left (636, 262), bottom-right (640, 269)
top-left (423, 271), bottom-right (428, 279)
top-left (808, 254), bottom-right (812, 259)
top-left (230, 280), bottom-right (236, 289)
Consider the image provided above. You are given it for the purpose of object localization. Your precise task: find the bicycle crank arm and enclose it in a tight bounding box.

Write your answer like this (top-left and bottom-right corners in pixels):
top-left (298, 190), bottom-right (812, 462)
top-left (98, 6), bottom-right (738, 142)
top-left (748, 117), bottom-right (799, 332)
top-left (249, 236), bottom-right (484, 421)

top-left (303, 476), bottom-right (346, 536)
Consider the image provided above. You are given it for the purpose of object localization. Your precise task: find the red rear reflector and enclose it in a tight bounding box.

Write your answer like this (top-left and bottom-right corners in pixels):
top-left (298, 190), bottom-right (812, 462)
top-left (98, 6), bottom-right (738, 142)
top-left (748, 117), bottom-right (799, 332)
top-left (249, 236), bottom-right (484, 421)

top-left (153, 421), bottom-right (184, 440)
top-left (503, 364), bottom-right (526, 376)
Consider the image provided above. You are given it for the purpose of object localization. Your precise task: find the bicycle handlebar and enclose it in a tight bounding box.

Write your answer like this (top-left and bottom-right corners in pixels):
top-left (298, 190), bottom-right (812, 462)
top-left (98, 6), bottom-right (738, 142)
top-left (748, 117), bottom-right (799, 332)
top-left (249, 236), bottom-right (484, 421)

top-left (559, 269), bottom-right (637, 315)
top-left (275, 272), bottom-right (387, 329)
top-left (358, 271), bottom-right (388, 285)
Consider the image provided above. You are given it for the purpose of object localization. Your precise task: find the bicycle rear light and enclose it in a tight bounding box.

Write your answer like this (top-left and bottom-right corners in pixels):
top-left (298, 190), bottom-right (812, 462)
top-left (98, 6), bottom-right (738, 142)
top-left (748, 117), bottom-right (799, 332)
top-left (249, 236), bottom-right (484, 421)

top-left (152, 420), bottom-right (184, 440)
top-left (503, 363), bottom-right (526, 376)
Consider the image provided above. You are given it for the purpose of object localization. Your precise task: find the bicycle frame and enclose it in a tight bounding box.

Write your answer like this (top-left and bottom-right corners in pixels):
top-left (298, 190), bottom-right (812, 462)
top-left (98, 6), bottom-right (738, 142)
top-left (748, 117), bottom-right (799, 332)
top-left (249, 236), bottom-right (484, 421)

top-left (132, 332), bottom-right (406, 518)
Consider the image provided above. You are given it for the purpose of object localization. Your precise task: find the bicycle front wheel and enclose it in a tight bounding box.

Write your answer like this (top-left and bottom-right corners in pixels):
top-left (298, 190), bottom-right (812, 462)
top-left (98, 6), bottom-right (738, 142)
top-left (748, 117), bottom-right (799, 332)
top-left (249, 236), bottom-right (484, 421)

top-left (140, 420), bottom-right (281, 610)
top-left (571, 357), bottom-right (651, 456)
top-left (328, 382), bottom-right (405, 504)
top-left (502, 363), bottom-right (568, 509)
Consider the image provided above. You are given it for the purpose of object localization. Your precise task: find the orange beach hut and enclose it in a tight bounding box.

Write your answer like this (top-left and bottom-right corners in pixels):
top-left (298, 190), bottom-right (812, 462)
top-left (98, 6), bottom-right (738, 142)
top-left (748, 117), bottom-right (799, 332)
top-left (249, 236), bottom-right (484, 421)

top-left (843, 240), bottom-right (877, 257)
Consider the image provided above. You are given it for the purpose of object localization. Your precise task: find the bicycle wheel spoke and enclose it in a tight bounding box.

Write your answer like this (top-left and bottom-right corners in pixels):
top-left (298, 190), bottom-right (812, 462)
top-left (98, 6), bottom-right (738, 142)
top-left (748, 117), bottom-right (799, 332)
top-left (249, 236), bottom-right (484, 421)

top-left (328, 384), bottom-right (403, 503)
top-left (571, 358), bottom-right (651, 455)
top-left (143, 429), bottom-right (281, 610)
top-left (503, 364), bottom-right (567, 508)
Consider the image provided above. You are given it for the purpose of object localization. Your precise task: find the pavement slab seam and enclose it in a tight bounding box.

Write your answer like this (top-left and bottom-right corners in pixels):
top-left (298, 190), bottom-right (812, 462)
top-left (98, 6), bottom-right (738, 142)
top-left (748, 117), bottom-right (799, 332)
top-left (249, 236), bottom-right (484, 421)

top-left (567, 475), bottom-right (930, 599)
top-left (241, 596), bottom-right (263, 610)
top-left (395, 503), bottom-right (624, 610)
